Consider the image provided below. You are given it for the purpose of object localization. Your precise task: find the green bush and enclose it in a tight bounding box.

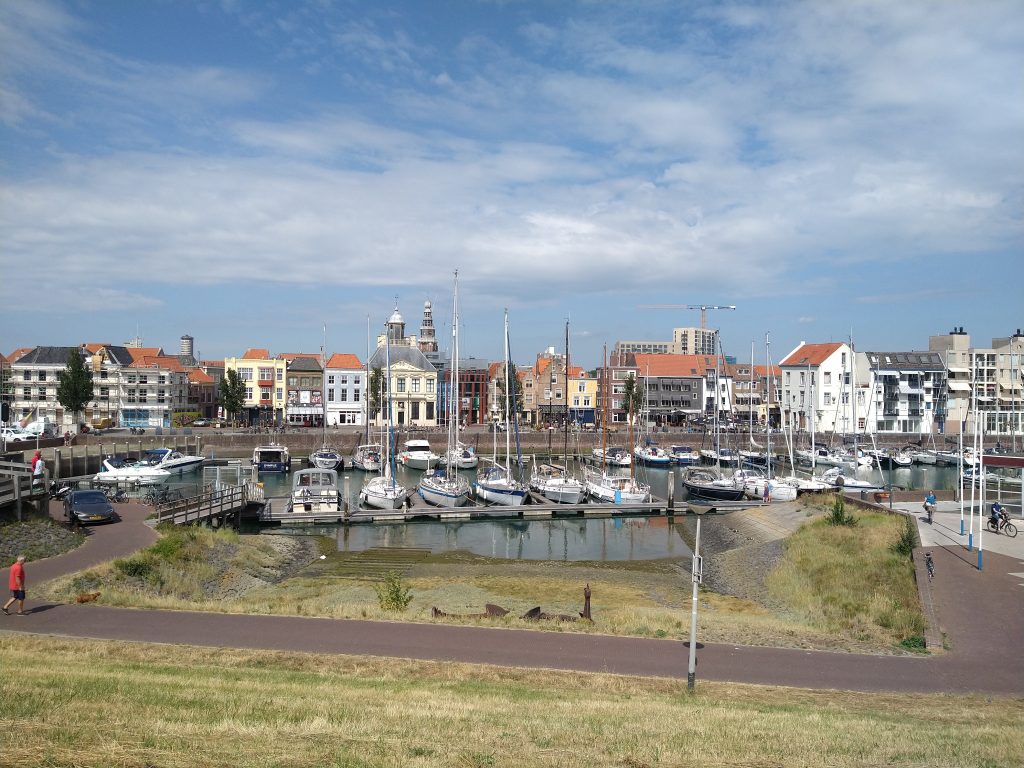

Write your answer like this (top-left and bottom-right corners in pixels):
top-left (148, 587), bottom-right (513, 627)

top-left (114, 556), bottom-right (154, 580)
top-left (827, 494), bottom-right (857, 527)
top-left (374, 570), bottom-right (413, 612)
top-left (891, 516), bottom-right (918, 557)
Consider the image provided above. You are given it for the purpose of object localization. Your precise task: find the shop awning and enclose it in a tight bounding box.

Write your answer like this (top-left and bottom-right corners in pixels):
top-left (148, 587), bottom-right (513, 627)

top-left (947, 366), bottom-right (969, 374)
top-left (947, 381), bottom-right (971, 391)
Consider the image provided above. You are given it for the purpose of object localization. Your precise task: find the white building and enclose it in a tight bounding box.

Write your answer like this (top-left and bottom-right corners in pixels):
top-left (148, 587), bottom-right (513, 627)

top-left (779, 342), bottom-right (857, 434)
top-left (324, 353), bottom-right (365, 426)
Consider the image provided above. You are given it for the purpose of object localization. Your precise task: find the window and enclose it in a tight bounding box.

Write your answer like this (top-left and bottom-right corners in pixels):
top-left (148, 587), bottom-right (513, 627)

top-left (353, 389), bottom-right (360, 402)
top-left (426, 402), bottom-right (434, 420)
top-left (397, 378), bottom-right (406, 393)
top-left (99, 369), bottom-right (107, 379)
top-left (22, 387), bottom-right (30, 400)
top-left (261, 388), bottom-right (271, 400)
top-left (577, 381), bottom-right (586, 393)
top-left (99, 387), bottom-right (109, 400)
top-left (328, 375), bottom-right (335, 385)
top-left (276, 388), bottom-right (283, 400)
top-left (573, 397), bottom-right (580, 406)
top-left (245, 387), bottom-right (253, 400)
top-left (22, 370), bottom-right (30, 381)
top-left (583, 397), bottom-right (591, 407)
top-left (138, 375), bottom-right (148, 384)
top-left (258, 367), bottom-right (273, 381)
top-left (824, 372), bottom-right (832, 385)
top-left (412, 402), bottom-right (420, 420)
top-left (340, 390), bottom-right (348, 402)
top-left (412, 378), bottom-right (421, 393)
top-left (544, 389), bottom-right (551, 399)
top-left (328, 389), bottom-right (335, 402)
top-left (823, 393), bottom-right (832, 406)
top-left (239, 368), bottom-right (253, 381)
top-left (38, 387), bottom-right (47, 401)
top-left (138, 391), bottom-right (147, 403)
top-left (276, 369), bottom-right (283, 381)
top-left (288, 377), bottom-right (298, 387)
top-left (157, 390), bottom-right (166, 404)
top-left (340, 375), bottom-right (348, 385)
top-left (38, 371), bottom-right (46, 382)
top-left (785, 372), bottom-right (790, 385)
top-left (354, 376), bottom-right (360, 385)
top-left (427, 379), bottom-right (434, 395)
top-left (126, 389), bottom-right (135, 403)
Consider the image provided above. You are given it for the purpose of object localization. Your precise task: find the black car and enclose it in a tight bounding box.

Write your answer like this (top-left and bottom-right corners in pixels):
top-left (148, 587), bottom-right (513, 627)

top-left (63, 490), bottom-right (116, 525)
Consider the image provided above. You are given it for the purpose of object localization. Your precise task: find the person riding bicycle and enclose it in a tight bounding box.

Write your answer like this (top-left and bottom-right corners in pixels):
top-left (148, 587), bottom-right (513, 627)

top-left (990, 501), bottom-right (1004, 529)
top-left (923, 491), bottom-right (937, 514)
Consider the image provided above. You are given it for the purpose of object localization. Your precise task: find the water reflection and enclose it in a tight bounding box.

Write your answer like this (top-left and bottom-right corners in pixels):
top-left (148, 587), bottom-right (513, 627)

top-left (269, 516), bottom-right (694, 562)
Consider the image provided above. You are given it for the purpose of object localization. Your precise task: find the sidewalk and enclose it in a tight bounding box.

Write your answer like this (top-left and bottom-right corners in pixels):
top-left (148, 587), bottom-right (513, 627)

top-left (895, 500), bottom-right (1024, 563)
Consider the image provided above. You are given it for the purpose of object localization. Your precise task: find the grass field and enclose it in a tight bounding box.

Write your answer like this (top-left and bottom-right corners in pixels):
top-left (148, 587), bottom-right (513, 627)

top-left (1, 633), bottom-right (1020, 768)
top-left (37, 503), bottom-right (926, 654)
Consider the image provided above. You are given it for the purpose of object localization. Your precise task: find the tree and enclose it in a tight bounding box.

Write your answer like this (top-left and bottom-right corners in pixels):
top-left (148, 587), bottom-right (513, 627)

top-left (57, 349), bottom-right (94, 427)
top-left (621, 373), bottom-right (644, 423)
top-left (219, 369), bottom-right (246, 423)
top-left (368, 367), bottom-right (384, 424)
top-left (496, 362), bottom-right (523, 421)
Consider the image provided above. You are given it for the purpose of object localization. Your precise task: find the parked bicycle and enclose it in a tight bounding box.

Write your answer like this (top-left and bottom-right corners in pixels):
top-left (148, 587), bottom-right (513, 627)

top-left (924, 552), bottom-right (935, 581)
top-left (142, 487), bottom-right (184, 506)
top-left (103, 487), bottom-right (129, 503)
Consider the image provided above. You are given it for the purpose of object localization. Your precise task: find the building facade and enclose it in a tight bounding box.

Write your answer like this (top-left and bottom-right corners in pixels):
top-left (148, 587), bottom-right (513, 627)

top-left (324, 353), bottom-right (365, 426)
top-left (368, 344), bottom-right (438, 427)
top-left (224, 349), bottom-right (287, 426)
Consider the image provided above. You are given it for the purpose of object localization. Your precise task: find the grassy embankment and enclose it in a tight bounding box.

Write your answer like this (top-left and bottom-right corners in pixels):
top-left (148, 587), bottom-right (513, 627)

top-left (38, 498), bottom-right (924, 652)
top-left (1, 634), bottom-right (1020, 768)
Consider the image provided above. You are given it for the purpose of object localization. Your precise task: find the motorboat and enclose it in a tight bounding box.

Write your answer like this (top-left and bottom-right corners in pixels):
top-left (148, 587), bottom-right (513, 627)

top-left (253, 444), bottom-right (290, 472)
top-left (529, 461), bottom-right (584, 504)
top-left (475, 460), bottom-right (527, 505)
top-left (288, 468), bottom-right (342, 516)
top-left (717, 448), bottom-right (740, 467)
top-left (669, 445), bottom-right (701, 466)
top-left (738, 449), bottom-right (768, 467)
top-left (634, 439), bottom-right (672, 467)
top-left (820, 467), bottom-right (886, 492)
top-left (592, 446), bottom-right (631, 467)
top-left (441, 442), bottom-right (479, 469)
top-left (867, 449), bottom-right (912, 470)
top-left (680, 467), bottom-right (745, 501)
top-left (398, 439), bottom-right (440, 470)
top-left (351, 444), bottom-right (382, 472)
top-left (584, 468), bottom-right (650, 503)
top-left (134, 447), bottom-right (205, 474)
top-left (93, 456), bottom-right (170, 486)
top-left (309, 446), bottom-right (343, 471)
top-left (739, 473), bottom-right (799, 502)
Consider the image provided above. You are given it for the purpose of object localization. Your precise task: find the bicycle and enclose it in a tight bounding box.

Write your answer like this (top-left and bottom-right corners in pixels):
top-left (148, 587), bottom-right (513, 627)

top-left (924, 552), bottom-right (935, 581)
top-left (987, 514), bottom-right (1017, 538)
top-left (104, 487), bottom-right (129, 503)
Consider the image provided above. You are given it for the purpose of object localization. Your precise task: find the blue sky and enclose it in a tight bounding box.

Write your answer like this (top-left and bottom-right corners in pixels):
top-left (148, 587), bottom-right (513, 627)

top-left (1, 0), bottom-right (1021, 369)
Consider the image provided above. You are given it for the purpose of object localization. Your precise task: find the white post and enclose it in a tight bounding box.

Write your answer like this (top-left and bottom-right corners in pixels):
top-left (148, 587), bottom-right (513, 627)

top-left (969, 406), bottom-right (977, 550)
top-left (978, 418), bottom-right (985, 571)
top-left (958, 402), bottom-right (964, 536)
top-left (687, 517), bottom-right (701, 691)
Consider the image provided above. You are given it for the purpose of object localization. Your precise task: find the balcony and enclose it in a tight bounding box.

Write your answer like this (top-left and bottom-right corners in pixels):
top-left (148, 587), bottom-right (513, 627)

top-left (258, 379), bottom-right (274, 388)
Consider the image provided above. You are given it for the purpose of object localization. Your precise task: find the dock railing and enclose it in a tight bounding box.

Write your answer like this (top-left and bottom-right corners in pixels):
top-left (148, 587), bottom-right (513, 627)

top-left (0, 458), bottom-right (50, 520)
top-left (155, 481), bottom-right (263, 526)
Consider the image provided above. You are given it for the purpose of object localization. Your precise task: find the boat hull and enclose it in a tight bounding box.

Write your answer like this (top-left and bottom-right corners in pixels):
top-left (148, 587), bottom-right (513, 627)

top-left (475, 482), bottom-right (527, 506)
top-left (418, 476), bottom-right (471, 507)
top-left (530, 480), bottom-right (584, 504)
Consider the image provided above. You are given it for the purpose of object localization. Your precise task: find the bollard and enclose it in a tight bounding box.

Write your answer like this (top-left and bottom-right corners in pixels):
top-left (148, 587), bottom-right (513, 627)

top-left (667, 478), bottom-right (675, 512)
top-left (55, 449), bottom-right (62, 480)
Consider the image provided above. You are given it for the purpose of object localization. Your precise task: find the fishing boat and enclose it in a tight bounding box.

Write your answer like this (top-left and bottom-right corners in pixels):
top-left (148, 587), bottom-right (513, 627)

top-left (93, 456), bottom-right (170, 486)
top-left (359, 329), bottom-right (408, 510)
top-left (252, 444), bottom-right (290, 472)
top-left (351, 444), bottom-right (382, 472)
top-left (134, 447), bottom-right (205, 474)
top-left (288, 468), bottom-right (342, 516)
top-left (418, 271), bottom-right (471, 507)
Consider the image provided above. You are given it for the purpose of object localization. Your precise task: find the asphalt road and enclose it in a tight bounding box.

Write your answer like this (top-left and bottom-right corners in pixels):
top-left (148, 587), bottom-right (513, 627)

top-left (3, 499), bottom-right (1022, 695)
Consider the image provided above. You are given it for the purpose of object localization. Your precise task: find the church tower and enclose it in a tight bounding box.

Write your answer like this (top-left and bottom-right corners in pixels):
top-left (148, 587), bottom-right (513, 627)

top-left (418, 300), bottom-right (438, 353)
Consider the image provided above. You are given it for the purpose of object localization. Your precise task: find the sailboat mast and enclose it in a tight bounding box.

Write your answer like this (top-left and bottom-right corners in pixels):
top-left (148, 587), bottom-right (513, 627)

top-left (766, 333), bottom-right (772, 478)
top-left (385, 323), bottom-right (395, 488)
top-left (364, 315), bottom-right (370, 444)
top-left (564, 319), bottom-right (570, 462)
top-left (503, 309), bottom-right (511, 472)
top-left (602, 344), bottom-right (608, 458)
top-left (321, 323), bottom-right (327, 440)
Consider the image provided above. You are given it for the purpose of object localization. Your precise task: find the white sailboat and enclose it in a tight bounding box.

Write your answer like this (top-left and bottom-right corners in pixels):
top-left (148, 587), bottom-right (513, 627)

top-left (310, 325), bottom-right (343, 471)
top-left (419, 271), bottom-right (471, 507)
top-left (359, 326), bottom-right (407, 510)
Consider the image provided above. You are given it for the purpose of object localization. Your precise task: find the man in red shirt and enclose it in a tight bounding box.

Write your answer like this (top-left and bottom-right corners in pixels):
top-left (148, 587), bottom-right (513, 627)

top-left (3, 555), bottom-right (27, 615)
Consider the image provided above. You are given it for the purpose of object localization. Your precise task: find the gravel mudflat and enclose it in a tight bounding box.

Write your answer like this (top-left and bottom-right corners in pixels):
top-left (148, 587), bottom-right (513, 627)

top-left (0, 517), bottom-right (85, 566)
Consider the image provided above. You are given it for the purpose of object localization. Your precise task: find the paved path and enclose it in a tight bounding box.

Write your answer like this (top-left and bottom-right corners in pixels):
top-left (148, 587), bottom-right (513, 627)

top-left (3, 501), bottom-right (1022, 695)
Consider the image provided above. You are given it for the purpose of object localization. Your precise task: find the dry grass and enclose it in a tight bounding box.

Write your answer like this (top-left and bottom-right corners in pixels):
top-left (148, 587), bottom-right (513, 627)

top-left (0, 633), bottom-right (1020, 768)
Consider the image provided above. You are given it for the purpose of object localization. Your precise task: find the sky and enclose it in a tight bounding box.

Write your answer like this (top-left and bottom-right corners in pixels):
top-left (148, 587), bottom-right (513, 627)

top-left (1, 0), bottom-right (1021, 369)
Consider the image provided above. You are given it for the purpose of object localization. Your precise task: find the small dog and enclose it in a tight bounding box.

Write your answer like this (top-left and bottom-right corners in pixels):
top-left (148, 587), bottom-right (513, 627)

top-left (75, 592), bottom-right (101, 604)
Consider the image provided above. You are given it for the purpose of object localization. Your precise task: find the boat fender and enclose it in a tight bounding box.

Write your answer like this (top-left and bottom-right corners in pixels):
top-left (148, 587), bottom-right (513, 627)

top-left (834, 475), bottom-right (845, 487)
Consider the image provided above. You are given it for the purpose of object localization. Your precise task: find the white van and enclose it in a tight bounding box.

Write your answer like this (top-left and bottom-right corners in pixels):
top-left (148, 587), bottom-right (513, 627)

top-left (24, 418), bottom-right (56, 437)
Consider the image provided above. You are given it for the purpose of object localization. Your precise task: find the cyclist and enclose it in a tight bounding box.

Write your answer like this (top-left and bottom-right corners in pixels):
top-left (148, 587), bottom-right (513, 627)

top-left (923, 490), bottom-right (937, 521)
top-left (990, 500), bottom-right (1004, 530)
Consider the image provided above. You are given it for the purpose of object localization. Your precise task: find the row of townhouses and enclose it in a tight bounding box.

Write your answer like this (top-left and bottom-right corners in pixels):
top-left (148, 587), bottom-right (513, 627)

top-left (2, 315), bottom-right (1022, 436)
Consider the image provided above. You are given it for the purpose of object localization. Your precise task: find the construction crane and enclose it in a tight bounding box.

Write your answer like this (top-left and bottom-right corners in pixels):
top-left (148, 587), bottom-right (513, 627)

top-left (638, 304), bottom-right (737, 329)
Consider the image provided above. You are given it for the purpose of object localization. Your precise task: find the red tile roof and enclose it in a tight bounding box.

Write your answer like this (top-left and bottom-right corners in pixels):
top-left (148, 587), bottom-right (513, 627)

top-left (125, 346), bottom-right (165, 361)
top-left (779, 342), bottom-right (844, 367)
top-left (633, 353), bottom-right (724, 377)
top-left (129, 355), bottom-right (185, 372)
top-left (277, 352), bottom-right (321, 361)
top-left (325, 353), bottom-right (363, 369)
top-left (7, 347), bottom-right (33, 363)
top-left (242, 348), bottom-right (270, 360)
top-left (188, 369), bottom-right (214, 384)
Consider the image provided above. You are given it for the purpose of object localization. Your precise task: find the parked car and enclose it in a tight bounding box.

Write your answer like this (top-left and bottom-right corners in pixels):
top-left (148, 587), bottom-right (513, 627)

top-left (1, 428), bottom-right (35, 443)
top-left (487, 422), bottom-right (507, 432)
top-left (192, 419), bottom-right (211, 427)
top-left (63, 489), bottom-right (116, 525)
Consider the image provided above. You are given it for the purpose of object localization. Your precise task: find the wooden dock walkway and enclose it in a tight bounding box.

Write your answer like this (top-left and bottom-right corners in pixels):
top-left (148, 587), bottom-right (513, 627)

top-left (155, 482), bottom-right (264, 526)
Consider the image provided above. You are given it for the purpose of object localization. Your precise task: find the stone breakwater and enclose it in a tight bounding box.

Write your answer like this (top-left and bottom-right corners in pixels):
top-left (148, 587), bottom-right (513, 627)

top-left (0, 517), bottom-right (85, 566)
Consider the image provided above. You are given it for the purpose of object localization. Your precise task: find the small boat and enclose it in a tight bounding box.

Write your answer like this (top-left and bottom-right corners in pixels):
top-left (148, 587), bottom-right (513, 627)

top-left (359, 328), bottom-right (407, 510)
top-left (738, 449), bottom-right (768, 466)
top-left (669, 445), bottom-right (701, 466)
top-left (288, 468), bottom-right (342, 516)
top-left (584, 468), bottom-right (650, 503)
top-left (351, 444), bottom-right (382, 472)
top-left (475, 460), bottom-right (527, 505)
top-left (398, 439), bottom-right (440, 470)
top-left (309, 446), bottom-right (343, 471)
top-left (441, 442), bottom-right (479, 469)
top-left (634, 439), bottom-right (672, 467)
top-left (253, 444), bottom-right (291, 472)
top-left (867, 449), bottom-right (912, 470)
top-left (134, 447), bottom-right (205, 474)
top-left (820, 466), bottom-right (886, 492)
top-left (93, 456), bottom-right (171, 486)
top-left (592, 446), bottom-right (631, 467)
top-left (717, 448), bottom-right (740, 467)
top-left (529, 461), bottom-right (584, 504)
top-left (680, 467), bottom-right (745, 501)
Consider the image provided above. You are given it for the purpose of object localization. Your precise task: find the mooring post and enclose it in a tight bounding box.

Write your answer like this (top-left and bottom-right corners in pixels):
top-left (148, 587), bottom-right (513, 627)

top-left (54, 449), bottom-right (62, 481)
top-left (667, 477), bottom-right (675, 512)
top-left (343, 475), bottom-right (350, 516)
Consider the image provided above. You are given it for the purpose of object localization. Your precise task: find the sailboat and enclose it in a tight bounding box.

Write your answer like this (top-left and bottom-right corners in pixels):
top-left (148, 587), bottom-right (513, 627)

top-left (310, 326), bottom-right (344, 471)
top-left (682, 331), bottom-right (745, 501)
top-left (529, 318), bottom-right (584, 504)
top-left (476, 310), bottom-right (527, 505)
top-left (633, 365), bottom-right (672, 467)
top-left (585, 344), bottom-right (650, 503)
top-left (418, 272), bottom-right (472, 507)
top-left (359, 324), bottom-right (408, 509)
top-left (352, 316), bottom-right (382, 472)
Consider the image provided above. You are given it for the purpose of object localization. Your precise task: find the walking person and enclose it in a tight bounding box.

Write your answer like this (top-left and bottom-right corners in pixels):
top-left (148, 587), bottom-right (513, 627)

top-left (31, 450), bottom-right (45, 489)
top-left (3, 555), bottom-right (27, 615)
